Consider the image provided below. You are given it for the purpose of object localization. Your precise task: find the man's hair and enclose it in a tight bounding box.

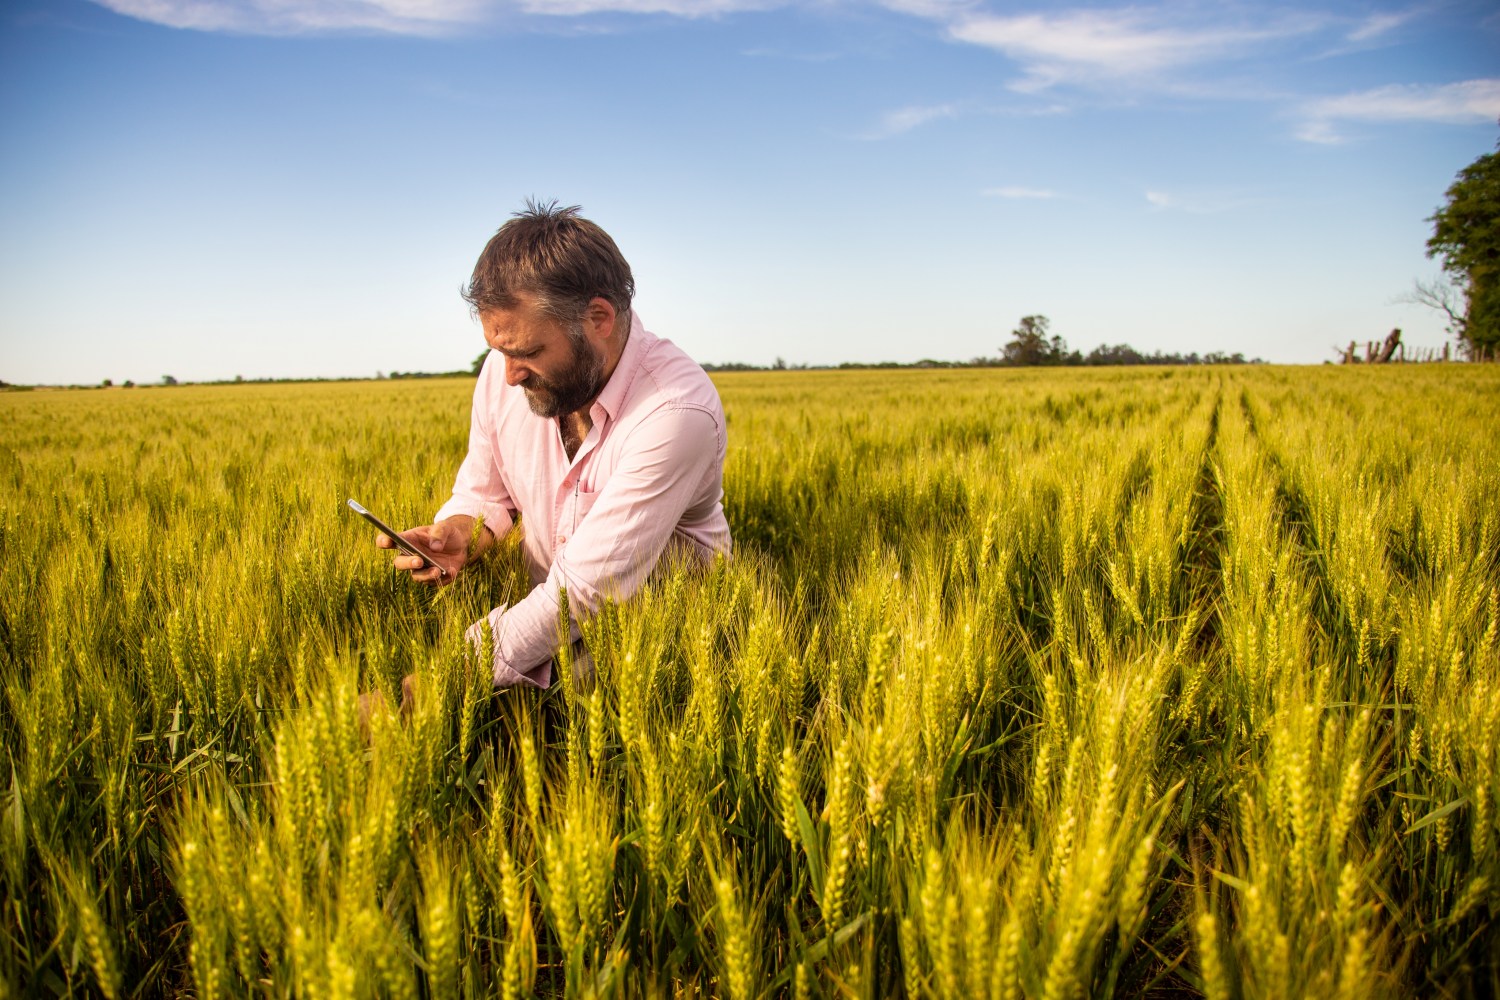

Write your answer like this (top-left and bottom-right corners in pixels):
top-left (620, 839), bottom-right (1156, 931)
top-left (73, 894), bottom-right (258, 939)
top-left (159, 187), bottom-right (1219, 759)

top-left (463, 200), bottom-right (635, 329)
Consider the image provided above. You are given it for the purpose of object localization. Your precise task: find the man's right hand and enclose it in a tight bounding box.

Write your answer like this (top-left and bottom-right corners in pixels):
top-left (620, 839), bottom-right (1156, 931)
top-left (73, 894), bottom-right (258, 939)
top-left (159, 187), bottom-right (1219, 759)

top-left (376, 516), bottom-right (475, 586)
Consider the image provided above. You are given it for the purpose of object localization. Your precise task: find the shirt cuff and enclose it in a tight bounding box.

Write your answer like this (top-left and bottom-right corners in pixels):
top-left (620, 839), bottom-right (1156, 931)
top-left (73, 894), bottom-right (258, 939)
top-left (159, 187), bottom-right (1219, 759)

top-left (434, 496), bottom-right (514, 539)
top-left (464, 604), bottom-right (551, 689)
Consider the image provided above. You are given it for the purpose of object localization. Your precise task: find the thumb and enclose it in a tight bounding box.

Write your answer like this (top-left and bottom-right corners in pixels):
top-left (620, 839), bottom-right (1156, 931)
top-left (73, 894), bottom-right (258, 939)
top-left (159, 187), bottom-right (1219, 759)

top-left (430, 520), bottom-right (464, 552)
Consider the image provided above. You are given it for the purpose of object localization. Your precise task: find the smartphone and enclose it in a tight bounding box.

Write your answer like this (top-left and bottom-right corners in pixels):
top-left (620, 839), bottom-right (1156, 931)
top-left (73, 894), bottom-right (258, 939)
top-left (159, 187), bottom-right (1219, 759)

top-left (347, 499), bottom-right (448, 579)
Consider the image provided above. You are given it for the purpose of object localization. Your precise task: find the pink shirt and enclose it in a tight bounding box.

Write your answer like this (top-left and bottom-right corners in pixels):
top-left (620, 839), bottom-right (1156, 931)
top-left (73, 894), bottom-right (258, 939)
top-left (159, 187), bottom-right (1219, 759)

top-left (435, 311), bottom-right (731, 688)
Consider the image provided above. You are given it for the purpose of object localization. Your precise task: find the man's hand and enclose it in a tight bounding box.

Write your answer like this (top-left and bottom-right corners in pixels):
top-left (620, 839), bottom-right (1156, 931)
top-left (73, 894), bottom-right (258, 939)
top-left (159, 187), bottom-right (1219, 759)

top-left (376, 515), bottom-right (481, 586)
top-left (357, 674), bottom-right (418, 735)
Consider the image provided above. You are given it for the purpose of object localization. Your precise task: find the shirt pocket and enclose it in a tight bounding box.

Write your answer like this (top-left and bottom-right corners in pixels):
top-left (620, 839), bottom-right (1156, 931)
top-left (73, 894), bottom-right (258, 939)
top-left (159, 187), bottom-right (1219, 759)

top-left (570, 488), bottom-right (601, 537)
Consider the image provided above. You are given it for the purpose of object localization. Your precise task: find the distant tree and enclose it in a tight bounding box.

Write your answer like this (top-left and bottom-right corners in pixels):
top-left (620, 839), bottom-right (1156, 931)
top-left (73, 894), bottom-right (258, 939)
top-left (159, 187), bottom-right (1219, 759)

top-left (1002, 315), bottom-right (1079, 365)
top-left (161, 374), bottom-right (178, 386)
top-left (1426, 133), bottom-right (1500, 357)
top-left (772, 356), bottom-right (787, 370)
top-left (1002, 315), bottom-right (1050, 365)
top-left (471, 351), bottom-right (488, 376)
top-left (123, 380), bottom-right (135, 388)
top-left (101, 378), bottom-right (113, 388)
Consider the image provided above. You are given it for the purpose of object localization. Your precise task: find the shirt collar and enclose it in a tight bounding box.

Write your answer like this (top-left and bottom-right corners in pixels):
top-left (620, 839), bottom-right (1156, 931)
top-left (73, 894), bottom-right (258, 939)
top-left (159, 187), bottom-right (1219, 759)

top-left (592, 309), bottom-right (646, 424)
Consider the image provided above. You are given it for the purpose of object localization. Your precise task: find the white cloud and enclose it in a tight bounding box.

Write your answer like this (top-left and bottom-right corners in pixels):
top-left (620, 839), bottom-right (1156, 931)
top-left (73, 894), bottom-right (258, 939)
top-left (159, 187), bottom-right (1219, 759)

top-left (858, 102), bottom-right (958, 139)
top-left (944, 8), bottom-right (1323, 89)
top-left (872, 0), bottom-right (976, 18)
top-left (517, 0), bottom-right (776, 17)
top-left (1306, 78), bottom-right (1500, 123)
top-left (89, 0), bottom-right (490, 34)
top-left (1294, 119), bottom-right (1343, 144)
top-left (1298, 78), bottom-right (1500, 142)
top-left (1145, 188), bottom-right (1258, 214)
top-left (741, 45), bottom-right (841, 61)
top-left (88, 0), bottom-right (774, 33)
top-left (1347, 10), bottom-right (1412, 42)
top-left (982, 185), bottom-right (1058, 199)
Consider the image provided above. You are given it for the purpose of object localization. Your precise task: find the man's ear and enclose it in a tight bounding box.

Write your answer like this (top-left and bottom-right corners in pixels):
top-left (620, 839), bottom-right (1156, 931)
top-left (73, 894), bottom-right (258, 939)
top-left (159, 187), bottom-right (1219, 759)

top-left (583, 297), bottom-right (618, 341)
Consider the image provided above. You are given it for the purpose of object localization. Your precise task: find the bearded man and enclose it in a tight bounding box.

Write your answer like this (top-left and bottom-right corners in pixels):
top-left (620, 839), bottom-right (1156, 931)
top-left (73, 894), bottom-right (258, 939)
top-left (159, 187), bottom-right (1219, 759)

top-left (378, 201), bottom-right (732, 690)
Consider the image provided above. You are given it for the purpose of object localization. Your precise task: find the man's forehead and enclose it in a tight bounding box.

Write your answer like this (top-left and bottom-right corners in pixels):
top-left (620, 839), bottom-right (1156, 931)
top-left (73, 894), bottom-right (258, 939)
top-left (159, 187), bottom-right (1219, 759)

top-left (480, 296), bottom-right (555, 346)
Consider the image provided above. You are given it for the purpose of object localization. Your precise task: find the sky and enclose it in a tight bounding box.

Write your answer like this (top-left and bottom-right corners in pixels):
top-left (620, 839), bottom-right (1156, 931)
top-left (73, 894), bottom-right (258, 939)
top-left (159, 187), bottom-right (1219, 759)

top-left (1, 0), bottom-right (1497, 384)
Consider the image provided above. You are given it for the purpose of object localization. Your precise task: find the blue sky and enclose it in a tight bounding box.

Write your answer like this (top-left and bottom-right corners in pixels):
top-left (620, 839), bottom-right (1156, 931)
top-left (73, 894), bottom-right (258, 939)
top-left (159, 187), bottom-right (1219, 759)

top-left (1, 0), bottom-right (1496, 383)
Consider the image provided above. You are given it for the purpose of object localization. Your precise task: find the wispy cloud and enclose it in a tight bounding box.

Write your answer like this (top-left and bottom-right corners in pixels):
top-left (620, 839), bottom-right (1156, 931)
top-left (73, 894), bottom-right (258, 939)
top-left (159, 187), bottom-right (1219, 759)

top-left (857, 102), bottom-right (958, 139)
top-left (88, 0), bottom-right (776, 34)
top-left (1297, 78), bottom-right (1500, 142)
top-left (1347, 10), bottom-right (1413, 42)
top-left (517, 0), bottom-right (778, 17)
top-left (81, 0), bottom-right (1485, 149)
top-left (943, 7), bottom-right (1324, 91)
top-left (741, 45), bottom-right (841, 61)
top-left (982, 185), bottom-right (1059, 199)
top-left (89, 0), bottom-right (490, 35)
top-left (1145, 188), bottom-right (1260, 214)
top-left (872, 0), bottom-right (977, 18)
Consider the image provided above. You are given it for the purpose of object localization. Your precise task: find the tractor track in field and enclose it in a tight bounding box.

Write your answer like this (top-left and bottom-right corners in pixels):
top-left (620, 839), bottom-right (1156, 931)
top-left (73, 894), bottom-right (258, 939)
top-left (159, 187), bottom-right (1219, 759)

top-left (1182, 385), bottom-right (1225, 660)
top-left (1239, 386), bottom-right (1377, 670)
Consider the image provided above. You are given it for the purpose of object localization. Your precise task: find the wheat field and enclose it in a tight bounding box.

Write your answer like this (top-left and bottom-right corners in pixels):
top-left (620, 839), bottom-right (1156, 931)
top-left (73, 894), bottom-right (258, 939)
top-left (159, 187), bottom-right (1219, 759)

top-left (1, 365), bottom-right (1496, 997)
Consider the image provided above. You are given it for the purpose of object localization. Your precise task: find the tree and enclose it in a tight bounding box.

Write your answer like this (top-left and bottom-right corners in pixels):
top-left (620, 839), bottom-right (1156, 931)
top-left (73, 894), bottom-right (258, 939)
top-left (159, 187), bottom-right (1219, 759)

top-left (161, 374), bottom-right (178, 386)
top-left (471, 351), bottom-right (488, 376)
top-left (1401, 275), bottom-right (1469, 344)
top-left (1426, 133), bottom-right (1500, 357)
top-left (1002, 315), bottom-right (1050, 365)
top-left (1002, 315), bottom-right (1078, 365)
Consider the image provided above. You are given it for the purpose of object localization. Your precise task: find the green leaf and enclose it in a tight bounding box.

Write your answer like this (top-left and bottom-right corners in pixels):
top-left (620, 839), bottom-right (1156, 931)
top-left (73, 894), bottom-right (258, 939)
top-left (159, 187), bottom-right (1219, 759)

top-left (1406, 796), bottom-right (1469, 834)
top-left (795, 794), bottom-right (823, 898)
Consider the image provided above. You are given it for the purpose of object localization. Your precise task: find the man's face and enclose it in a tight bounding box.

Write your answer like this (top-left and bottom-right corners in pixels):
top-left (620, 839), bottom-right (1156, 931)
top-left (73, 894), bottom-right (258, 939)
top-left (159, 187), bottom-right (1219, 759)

top-left (480, 295), bottom-right (606, 418)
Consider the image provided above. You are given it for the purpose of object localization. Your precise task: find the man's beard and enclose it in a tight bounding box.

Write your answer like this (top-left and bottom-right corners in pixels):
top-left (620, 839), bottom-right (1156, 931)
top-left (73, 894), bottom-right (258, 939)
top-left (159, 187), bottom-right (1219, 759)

top-left (521, 330), bottom-right (606, 418)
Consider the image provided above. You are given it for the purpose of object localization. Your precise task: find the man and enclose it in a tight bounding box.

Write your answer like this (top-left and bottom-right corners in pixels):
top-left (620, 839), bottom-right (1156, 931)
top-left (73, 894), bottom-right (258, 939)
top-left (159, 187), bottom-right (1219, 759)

top-left (378, 201), bottom-right (731, 691)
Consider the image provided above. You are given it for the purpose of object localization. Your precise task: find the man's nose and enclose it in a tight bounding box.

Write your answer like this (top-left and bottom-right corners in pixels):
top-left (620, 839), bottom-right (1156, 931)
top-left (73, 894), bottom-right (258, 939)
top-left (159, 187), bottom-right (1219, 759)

top-left (504, 357), bottom-right (528, 386)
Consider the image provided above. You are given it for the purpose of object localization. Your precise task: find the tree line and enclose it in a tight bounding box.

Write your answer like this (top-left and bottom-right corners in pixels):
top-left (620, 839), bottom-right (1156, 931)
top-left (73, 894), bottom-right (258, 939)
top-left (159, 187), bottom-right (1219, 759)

top-left (991, 315), bottom-right (1260, 367)
top-left (702, 316), bottom-right (1262, 372)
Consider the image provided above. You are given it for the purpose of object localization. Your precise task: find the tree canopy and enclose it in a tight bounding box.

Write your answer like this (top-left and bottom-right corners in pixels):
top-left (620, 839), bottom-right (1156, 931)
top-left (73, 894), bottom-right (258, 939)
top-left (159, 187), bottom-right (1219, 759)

top-left (1002, 315), bottom-right (1077, 366)
top-left (1427, 134), bottom-right (1500, 356)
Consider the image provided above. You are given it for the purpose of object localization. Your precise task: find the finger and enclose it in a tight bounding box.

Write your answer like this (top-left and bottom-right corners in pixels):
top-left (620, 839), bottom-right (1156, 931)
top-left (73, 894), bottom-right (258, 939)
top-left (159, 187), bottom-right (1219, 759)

top-left (433, 522), bottom-right (466, 552)
top-left (375, 532), bottom-right (393, 549)
top-left (394, 554), bottom-right (424, 572)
